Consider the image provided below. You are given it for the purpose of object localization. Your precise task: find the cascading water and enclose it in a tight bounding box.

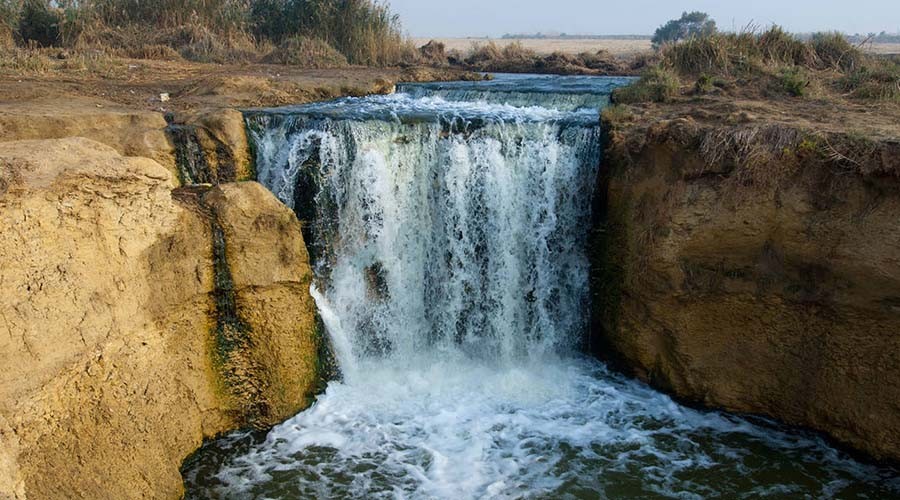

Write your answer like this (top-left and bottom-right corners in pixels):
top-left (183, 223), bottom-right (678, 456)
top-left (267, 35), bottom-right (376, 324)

top-left (183, 75), bottom-right (900, 499)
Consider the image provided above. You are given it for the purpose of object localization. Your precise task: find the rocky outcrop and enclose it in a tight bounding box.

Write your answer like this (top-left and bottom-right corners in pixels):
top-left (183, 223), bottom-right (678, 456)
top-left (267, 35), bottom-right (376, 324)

top-left (592, 117), bottom-right (900, 462)
top-left (0, 97), bottom-right (176, 177)
top-left (174, 109), bottom-right (254, 184)
top-left (0, 138), bottom-right (320, 499)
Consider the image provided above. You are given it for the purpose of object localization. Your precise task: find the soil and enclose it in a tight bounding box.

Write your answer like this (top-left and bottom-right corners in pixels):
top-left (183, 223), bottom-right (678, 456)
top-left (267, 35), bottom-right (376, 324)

top-left (0, 58), bottom-right (471, 113)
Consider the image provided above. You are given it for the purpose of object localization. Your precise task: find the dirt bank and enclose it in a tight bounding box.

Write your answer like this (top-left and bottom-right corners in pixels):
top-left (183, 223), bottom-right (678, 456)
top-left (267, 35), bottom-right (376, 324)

top-left (593, 97), bottom-right (900, 462)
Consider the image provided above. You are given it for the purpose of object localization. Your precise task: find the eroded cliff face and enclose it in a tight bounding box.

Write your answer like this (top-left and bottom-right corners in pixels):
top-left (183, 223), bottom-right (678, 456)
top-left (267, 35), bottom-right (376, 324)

top-left (592, 117), bottom-right (900, 462)
top-left (0, 138), bottom-right (319, 499)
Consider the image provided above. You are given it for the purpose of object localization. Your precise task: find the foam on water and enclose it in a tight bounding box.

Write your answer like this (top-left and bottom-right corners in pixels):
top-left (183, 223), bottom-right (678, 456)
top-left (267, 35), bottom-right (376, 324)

top-left (185, 358), bottom-right (900, 499)
top-left (183, 75), bottom-right (900, 499)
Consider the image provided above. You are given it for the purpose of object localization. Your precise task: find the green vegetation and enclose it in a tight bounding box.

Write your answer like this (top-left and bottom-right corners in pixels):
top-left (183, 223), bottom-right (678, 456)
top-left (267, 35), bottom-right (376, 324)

top-left (612, 66), bottom-right (680, 103)
top-left (777, 66), bottom-right (809, 96)
top-left (651, 11), bottom-right (717, 48)
top-left (616, 25), bottom-right (900, 104)
top-left (0, 0), bottom-right (414, 66)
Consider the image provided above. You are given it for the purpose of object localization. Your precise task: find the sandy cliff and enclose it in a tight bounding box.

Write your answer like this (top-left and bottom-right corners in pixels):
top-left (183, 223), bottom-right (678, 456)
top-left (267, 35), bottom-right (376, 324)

top-left (0, 138), bottom-right (319, 499)
top-left (592, 117), bottom-right (900, 461)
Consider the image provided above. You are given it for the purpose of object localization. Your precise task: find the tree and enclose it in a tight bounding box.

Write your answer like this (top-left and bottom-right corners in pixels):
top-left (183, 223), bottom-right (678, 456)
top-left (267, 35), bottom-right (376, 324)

top-left (652, 11), bottom-right (717, 48)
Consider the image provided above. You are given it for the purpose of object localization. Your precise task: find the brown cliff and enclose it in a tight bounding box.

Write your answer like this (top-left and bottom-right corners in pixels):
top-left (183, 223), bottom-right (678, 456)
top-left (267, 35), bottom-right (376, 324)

top-left (592, 116), bottom-right (900, 461)
top-left (0, 138), bottom-right (320, 498)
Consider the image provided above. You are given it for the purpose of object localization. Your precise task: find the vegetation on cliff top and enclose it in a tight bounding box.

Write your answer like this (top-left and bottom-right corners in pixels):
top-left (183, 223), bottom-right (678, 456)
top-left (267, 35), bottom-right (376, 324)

top-left (0, 0), bottom-right (416, 66)
top-left (613, 24), bottom-right (899, 104)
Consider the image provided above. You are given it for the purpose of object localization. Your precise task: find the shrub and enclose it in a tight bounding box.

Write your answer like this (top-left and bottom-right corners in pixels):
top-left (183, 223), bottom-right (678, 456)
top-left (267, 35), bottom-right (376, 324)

top-left (0, 0), bottom-right (17, 31)
top-left (838, 58), bottom-right (900, 101)
top-left (578, 50), bottom-right (619, 72)
top-left (662, 32), bottom-right (764, 76)
top-left (262, 35), bottom-right (348, 67)
top-left (810, 31), bottom-right (861, 71)
top-left (17, 0), bottom-right (61, 47)
top-left (758, 26), bottom-right (815, 66)
top-left (417, 39), bottom-right (446, 66)
top-left (169, 24), bottom-right (259, 63)
top-left (466, 41), bottom-right (503, 65)
top-left (3, 0), bottom-right (412, 66)
top-left (694, 73), bottom-right (713, 94)
top-left (777, 66), bottom-right (809, 96)
top-left (612, 66), bottom-right (681, 103)
top-left (464, 41), bottom-right (542, 71)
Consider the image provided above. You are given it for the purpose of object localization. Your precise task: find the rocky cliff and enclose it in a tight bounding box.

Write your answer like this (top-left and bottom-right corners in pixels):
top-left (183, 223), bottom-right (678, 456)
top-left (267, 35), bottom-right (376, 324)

top-left (592, 116), bottom-right (900, 462)
top-left (0, 138), bottom-right (320, 499)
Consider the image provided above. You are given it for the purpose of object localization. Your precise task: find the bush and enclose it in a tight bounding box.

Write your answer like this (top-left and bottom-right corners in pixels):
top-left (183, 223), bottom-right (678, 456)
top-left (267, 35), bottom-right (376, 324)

top-left (758, 26), bottom-right (815, 66)
top-left (839, 58), bottom-right (900, 101)
top-left (810, 31), bottom-right (861, 71)
top-left (464, 41), bottom-right (541, 71)
top-left (169, 24), bottom-right (260, 63)
top-left (262, 35), bottom-right (348, 67)
top-left (17, 0), bottom-right (61, 47)
top-left (777, 66), bottom-right (809, 96)
top-left (0, 0), bottom-right (17, 30)
top-left (612, 66), bottom-right (681, 103)
top-left (694, 73), bottom-right (713, 94)
top-left (417, 39), bottom-right (446, 66)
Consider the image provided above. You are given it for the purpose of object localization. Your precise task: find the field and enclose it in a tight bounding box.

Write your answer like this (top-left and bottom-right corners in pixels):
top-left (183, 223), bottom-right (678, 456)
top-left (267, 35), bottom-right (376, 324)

top-left (414, 37), bottom-right (900, 57)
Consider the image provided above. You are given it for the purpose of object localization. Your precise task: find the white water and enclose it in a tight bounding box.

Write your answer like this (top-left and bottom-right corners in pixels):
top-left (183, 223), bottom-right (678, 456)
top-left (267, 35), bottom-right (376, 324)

top-left (183, 75), bottom-right (900, 499)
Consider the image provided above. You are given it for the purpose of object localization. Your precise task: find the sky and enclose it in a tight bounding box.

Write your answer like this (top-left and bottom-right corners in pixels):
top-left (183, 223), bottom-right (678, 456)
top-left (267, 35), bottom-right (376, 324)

top-left (388, 0), bottom-right (900, 38)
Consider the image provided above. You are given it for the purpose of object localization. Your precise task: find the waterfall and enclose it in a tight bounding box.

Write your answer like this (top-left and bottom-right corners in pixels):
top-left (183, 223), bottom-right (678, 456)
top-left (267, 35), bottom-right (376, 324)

top-left (183, 75), bottom-right (900, 499)
top-left (246, 90), bottom-right (604, 378)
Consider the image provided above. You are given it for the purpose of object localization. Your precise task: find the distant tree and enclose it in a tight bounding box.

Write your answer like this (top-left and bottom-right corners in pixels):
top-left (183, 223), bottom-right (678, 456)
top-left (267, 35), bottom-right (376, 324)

top-left (652, 11), bottom-right (717, 48)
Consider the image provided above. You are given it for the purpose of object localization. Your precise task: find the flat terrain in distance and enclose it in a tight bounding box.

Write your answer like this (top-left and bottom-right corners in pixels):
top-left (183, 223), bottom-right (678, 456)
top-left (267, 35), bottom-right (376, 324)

top-left (414, 38), bottom-right (653, 56)
top-left (415, 37), bottom-right (900, 56)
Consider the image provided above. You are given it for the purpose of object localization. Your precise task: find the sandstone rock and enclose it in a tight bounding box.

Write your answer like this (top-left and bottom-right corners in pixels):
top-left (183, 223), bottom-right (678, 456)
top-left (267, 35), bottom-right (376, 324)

top-left (592, 121), bottom-right (900, 461)
top-left (0, 97), bottom-right (176, 179)
top-left (180, 108), bottom-right (254, 183)
top-left (0, 138), bottom-right (319, 499)
top-left (203, 183), bottom-right (320, 426)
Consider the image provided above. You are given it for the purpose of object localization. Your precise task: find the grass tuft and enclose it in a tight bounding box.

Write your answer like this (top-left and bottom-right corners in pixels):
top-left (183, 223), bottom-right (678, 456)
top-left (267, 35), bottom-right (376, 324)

top-left (262, 35), bottom-right (348, 68)
top-left (612, 66), bottom-right (681, 104)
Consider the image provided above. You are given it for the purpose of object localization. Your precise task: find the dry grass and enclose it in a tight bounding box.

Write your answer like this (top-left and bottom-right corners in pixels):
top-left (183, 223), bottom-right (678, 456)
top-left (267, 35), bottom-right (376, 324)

top-left (0, 0), bottom-right (418, 67)
top-left (0, 46), bottom-right (126, 77)
top-left (611, 66), bottom-right (680, 103)
top-left (614, 27), bottom-right (900, 104)
top-left (453, 39), bottom-right (633, 75)
top-left (262, 36), bottom-right (348, 68)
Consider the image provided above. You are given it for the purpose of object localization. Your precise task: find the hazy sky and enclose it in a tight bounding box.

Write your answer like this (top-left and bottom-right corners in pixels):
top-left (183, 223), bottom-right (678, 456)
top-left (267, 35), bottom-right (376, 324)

top-left (389, 0), bottom-right (900, 37)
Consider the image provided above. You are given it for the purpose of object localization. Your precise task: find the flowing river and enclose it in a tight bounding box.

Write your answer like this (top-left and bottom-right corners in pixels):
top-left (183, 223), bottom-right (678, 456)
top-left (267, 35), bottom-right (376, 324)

top-left (183, 75), bottom-right (900, 499)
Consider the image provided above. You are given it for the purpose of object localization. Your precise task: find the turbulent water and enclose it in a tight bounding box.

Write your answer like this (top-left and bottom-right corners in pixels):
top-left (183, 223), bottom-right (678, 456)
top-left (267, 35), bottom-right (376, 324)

top-left (183, 74), bottom-right (900, 499)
